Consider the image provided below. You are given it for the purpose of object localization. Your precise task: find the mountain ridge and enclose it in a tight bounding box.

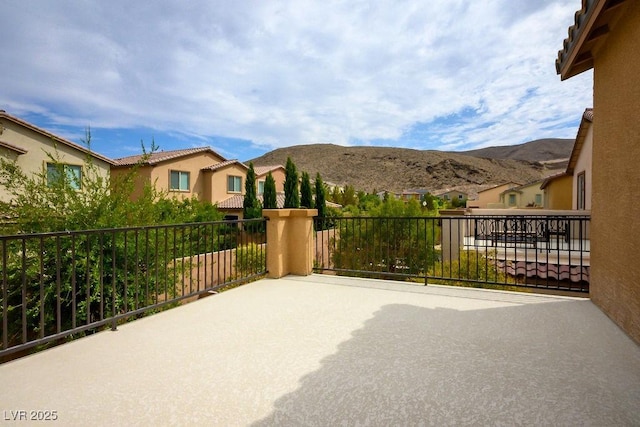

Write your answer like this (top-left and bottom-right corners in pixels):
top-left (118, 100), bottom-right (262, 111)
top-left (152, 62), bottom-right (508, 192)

top-left (248, 138), bottom-right (573, 196)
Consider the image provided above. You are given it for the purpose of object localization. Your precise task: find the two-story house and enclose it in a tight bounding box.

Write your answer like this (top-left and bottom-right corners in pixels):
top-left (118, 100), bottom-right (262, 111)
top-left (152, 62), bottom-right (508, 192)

top-left (111, 148), bottom-right (250, 205)
top-left (0, 111), bottom-right (114, 203)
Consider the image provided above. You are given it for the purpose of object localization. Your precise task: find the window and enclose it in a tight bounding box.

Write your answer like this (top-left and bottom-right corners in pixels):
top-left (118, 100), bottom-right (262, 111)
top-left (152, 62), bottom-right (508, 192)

top-left (508, 194), bottom-right (516, 206)
top-left (170, 170), bottom-right (190, 191)
top-left (47, 163), bottom-right (82, 190)
top-left (227, 175), bottom-right (242, 193)
top-left (577, 172), bottom-right (586, 210)
top-left (458, 194), bottom-right (463, 199)
top-left (535, 194), bottom-right (542, 206)
top-left (258, 180), bottom-right (265, 195)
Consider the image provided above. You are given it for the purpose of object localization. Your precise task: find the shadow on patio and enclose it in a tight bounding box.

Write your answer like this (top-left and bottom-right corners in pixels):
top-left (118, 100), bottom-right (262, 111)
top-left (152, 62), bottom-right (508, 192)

top-left (1, 274), bottom-right (638, 426)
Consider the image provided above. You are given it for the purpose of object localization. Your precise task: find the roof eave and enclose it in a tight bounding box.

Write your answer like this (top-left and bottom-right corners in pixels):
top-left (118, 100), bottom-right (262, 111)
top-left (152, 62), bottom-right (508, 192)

top-left (0, 111), bottom-right (116, 165)
top-left (557, 0), bottom-right (628, 80)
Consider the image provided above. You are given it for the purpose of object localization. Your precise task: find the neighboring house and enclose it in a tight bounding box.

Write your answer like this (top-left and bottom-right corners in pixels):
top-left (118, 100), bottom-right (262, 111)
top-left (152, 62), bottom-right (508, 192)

top-left (435, 190), bottom-right (468, 203)
top-left (254, 165), bottom-right (286, 196)
top-left (112, 148), bottom-right (248, 204)
top-left (499, 180), bottom-right (544, 209)
top-left (540, 108), bottom-right (593, 211)
top-left (557, 0), bottom-right (639, 342)
top-left (466, 182), bottom-right (520, 208)
top-left (375, 190), bottom-right (422, 202)
top-left (521, 109), bottom-right (593, 211)
top-left (566, 108), bottom-right (593, 210)
top-left (201, 159), bottom-right (249, 205)
top-left (216, 164), bottom-right (286, 219)
top-left (0, 110), bottom-right (114, 203)
top-left (540, 172), bottom-right (573, 210)
top-left (399, 191), bottom-right (421, 202)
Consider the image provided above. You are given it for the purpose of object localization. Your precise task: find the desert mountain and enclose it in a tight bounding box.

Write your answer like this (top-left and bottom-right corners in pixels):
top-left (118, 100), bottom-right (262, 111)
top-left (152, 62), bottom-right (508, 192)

top-left (460, 138), bottom-right (573, 162)
top-left (248, 139), bottom-right (573, 196)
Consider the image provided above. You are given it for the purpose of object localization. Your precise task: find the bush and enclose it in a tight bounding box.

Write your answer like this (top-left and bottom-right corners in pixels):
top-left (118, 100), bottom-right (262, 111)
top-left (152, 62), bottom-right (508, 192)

top-left (0, 137), bottom-right (229, 352)
top-left (427, 250), bottom-right (524, 291)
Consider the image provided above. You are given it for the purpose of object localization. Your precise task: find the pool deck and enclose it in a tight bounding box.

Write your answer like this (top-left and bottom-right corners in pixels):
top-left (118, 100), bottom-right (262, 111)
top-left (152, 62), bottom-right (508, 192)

top-left (1, 274), bottom-right (639, 426)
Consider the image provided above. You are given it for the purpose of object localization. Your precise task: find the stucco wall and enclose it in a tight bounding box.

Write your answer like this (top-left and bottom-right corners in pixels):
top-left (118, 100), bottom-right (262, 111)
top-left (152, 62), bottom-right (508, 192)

top-left (468, 184), bottom-right (514, 209)
top-left (0, 119), bottom-right (111, 203)
top-left (149, 152), bottom-right (224, 200)
top-left (545, 175), bottom-right (573, 210)
top-left (208, 164), bottom-right (248, 203)
top-left (110, 165), bottom-right (153, 201)
top-left (591, 0), bottom-right (640, 343)
top-left (500, 183), bottom-right (543, 209)
top-left (257, 168), bottom-right (286, 194)
top-left (572, 124), bottom-right (593, 210)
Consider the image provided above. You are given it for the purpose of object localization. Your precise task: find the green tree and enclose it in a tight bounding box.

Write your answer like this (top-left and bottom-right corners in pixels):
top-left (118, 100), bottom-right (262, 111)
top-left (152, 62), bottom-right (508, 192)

top-left (243, 162), bottom-right (262, 221)
top-left (422, 193), bottom-right (436, 211)
top-left (330, 197), bottom-right (438, 278)
top-left (314, 173), bottom-right (327, 229)
top-left (300, 171), bottom-right (313, 208)
top-left (284, 157), bottom-right (300, 208)
top-left (262, 171), bottom-right (277, 209)
top-left (0, 134), bottom-right (230, 351)
top-left (341, 184), bottom-right (357, 207)
top-left (329, 186), bottom-right (341, 204)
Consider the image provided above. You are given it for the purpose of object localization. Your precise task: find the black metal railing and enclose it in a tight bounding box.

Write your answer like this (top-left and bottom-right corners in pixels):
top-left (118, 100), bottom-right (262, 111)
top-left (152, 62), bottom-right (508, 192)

top-left (314, 214), bottom-right (590, 292)
top-left (1, 218), bottom-right (267, 360)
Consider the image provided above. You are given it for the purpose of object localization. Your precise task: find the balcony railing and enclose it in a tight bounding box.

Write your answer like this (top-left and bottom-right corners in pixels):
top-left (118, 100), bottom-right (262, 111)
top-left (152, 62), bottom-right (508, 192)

top-left (0, 218), bottom-right (267, 360)
top-left (314, 214), bottom-right (590, 293)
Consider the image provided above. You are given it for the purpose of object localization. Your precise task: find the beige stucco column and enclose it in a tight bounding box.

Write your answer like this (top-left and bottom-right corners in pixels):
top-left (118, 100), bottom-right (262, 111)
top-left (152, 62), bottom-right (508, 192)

top-left (263, 209), bottom-right (318, 278)
top-left (439, 209), bottom-right (467, 263)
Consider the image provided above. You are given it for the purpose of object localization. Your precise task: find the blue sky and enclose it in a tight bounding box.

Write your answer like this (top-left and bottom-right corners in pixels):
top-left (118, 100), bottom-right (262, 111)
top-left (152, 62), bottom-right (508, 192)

top-left (1, 0), bottom-right (591, 162)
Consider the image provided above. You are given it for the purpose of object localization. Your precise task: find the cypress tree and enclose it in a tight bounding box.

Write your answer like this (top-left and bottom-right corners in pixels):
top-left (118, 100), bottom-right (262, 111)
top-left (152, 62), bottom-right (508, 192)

top-left (243, 162), bottom-right (261, 221)
top-left (284, 157), bottom-right (300, 208)
top-left (315, 173), bottom-right (327, 229)
top-left (300, 171), bottom-right (313, 209)
top-left (263, 171), bottom-right (277, 209)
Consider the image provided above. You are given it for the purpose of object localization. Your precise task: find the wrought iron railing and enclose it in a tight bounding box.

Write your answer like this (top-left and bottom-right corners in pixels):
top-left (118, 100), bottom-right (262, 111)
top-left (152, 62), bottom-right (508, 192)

top-left (1, 218), bottom-right (266, 360)
top-left (314, 214), bottom-right (590, 292)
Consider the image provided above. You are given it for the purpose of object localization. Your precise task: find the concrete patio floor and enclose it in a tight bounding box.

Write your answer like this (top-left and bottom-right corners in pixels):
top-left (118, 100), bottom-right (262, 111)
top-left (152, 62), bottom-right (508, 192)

top-left (1, 274), bottom-right (639, 426)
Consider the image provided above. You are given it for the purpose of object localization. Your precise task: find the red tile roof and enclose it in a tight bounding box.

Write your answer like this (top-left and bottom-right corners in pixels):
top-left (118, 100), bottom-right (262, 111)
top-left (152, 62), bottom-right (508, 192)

top-left (201, 159), bottom-right (247, 172)
top-left (556, 0), bottom-right (629, 80)
top-left (0, 110), bottom-right (115, 164)
top-left (114, 147), bottom-right (224, 167)
top-left (217, 193), bottom-right (286, 209)
top-left (253, 165), bottom-right (285, 176)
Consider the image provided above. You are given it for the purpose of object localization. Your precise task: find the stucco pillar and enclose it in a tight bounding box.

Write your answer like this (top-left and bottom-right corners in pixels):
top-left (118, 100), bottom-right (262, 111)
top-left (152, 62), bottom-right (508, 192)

top-left (439, 209), bottom-right (467, 263)
top-left (263, 209), bottom-right (318, 278)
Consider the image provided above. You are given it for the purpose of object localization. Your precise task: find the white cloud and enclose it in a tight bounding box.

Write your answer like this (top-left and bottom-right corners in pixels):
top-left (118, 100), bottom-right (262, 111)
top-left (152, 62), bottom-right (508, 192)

top-left (0, 0), bottom-right (591, 153)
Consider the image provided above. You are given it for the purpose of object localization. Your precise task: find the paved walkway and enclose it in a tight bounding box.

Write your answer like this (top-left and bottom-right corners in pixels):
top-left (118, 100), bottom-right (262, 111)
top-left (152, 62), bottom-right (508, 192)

top-left (1, 275), bottom-right (639, 426)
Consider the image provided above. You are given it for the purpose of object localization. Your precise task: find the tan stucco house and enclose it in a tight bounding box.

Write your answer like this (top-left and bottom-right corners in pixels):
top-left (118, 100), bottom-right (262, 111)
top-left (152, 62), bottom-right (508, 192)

top-left (0, 111), bottom-right (114, 203)
top-left (254, 165), bottom-right (286, 196)
top-left (567, 108), bottom-right (593, 210)
top-left (435, 189), bottom-right (468, 203)
top-left (557, 0), bottom-right (640, 343)
top-left (466, 182), bottom-right (520, 209)
top-left (498, 180), bottom-right (544, 209)
top-left (539, 108), bottom-right (593, 211)
top-left (112, 148), bottom-right (249, 205)
top-left (540, 172), bottom-right (573, 210)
